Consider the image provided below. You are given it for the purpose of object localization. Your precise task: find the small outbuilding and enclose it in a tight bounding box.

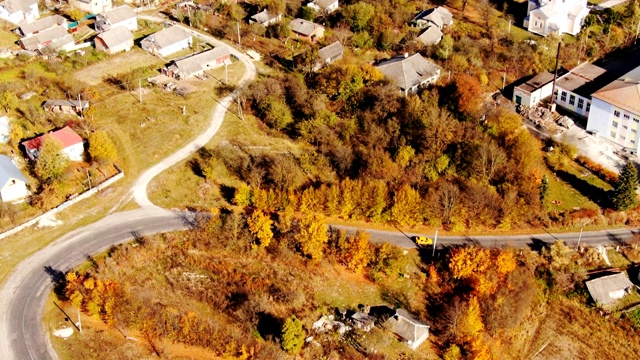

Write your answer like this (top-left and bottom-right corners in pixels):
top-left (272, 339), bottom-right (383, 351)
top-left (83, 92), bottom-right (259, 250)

top-left (288, 18), bottom-right (324, 42)
top-left (249, 9), bottom-right (282, 27)
top-left (0, 155), bottom-right (29, 203)
top-left (586, 272), bottom-right (636, 307)
top-left (313, 41), bottom-right (343, 71)
top-left (383, 308), bottom-right (430, 350)
top-left (512, 71), bottom-right (556, 108)
top-left (43, 99), bottom-right (89, 116)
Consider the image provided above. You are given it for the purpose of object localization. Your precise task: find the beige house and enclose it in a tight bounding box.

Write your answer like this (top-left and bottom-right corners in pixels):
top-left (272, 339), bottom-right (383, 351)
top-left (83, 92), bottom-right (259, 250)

top-left (95, 26), bottom-right (134, 54)
top-left (0, 155), bottom-right (29, 203)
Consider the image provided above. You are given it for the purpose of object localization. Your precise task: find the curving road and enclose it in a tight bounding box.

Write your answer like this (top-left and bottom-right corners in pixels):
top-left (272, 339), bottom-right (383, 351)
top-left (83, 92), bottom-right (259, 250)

top-left (1, 18), bottom-right (639, 360)
top-left (0, 22), bottom-right (257, 360)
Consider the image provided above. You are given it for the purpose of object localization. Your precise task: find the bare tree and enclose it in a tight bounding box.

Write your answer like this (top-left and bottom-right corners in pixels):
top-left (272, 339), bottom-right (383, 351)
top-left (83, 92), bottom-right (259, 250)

top-left (474, 140), bottom-right (507, 183)
top-left (439, 182), bottom-right (461, 225)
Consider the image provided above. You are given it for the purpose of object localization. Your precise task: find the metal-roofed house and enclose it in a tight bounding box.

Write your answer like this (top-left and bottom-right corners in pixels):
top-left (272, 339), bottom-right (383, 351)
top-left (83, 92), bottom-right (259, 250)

top-left (141, 26), bottom-right (193, 57)
top-left (376, 53), bottom-right (441, 96)
top-left (383, 309), bottom-right (430, 350)
top-left (43, 99), bottom-right (89, 115)
top-left (22, 126), bottom-right (84, 161)
top-left (306, 0), bottom-right (339, 13)
top-left (411, 6), bottom-right (453, 29)
top-left (0, 155), bottom-right (29, 203)
top-left (163, 46), bottom-right (232, 80)
top-left (95, 5), bottom-right (138, 32)
top-left (16, 15), bottom-right (67, 37)
top-left (95, 26), bottom-right (134, 54)
top-left (289, 18), bottom-right (324, 42)
top-left (586, 65), bottom-right (640, 152)
top-left (553, 63), bottom-right (608, 118)
top-left (416, 25), bottom-right (443, 46)
top-left (19, 25), bottom-right (75, 54)
top-left (312, 41), bottom-right (343, 71)
top-left (249, 9), bottom-right (282, 27)
top-left (0, 0), bottom-right (38, 25)
top-left (585, 273), bottom-right (635, 307)
top-left (523, 0), bottom-right (589, 36)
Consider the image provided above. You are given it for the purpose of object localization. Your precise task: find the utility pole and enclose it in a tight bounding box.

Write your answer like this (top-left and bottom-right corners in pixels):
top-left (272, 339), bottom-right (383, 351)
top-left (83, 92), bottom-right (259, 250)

top-left (77, 94), bottom-right (82, 118)
top-left (86, 169), bottom-right (92, 190)
top-left (77, 309), bottom-right (82, 332)
top-left (432, 229), bottom-right (438, 258)
top-left (182, 105), bottom-right (186, 115)
top-left (508, 19), bottom-right (511, 34)
top-left (576, 227), bottom-right (583, 251)
top-left (187, 5), bottom-right (191, 27)
top-left (138, 78), bottom-right (142, 104)
top-left (549, 42), bottom-right (562, 108)
top-left (502, 70), bottom-right (506, 90)
top-left (237, 22), bottom-right (241, 46)
top-left (225, 62), bottom-right (228, 85)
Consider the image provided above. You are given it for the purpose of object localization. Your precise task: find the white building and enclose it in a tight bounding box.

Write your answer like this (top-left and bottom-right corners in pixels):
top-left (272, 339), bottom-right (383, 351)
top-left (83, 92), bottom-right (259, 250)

top-left (73, 0), bottom-right (112, 15)
top-left (0, 0), bottom-right (38, 25)
top-left (524, 0), bottom-right (589, 36)
top-left (586, 65), bottom-right (640, 152)
top-left (96, 5), bottom-right (137, 32)
top-left (249, 10), bottom-right (282, 27)
top-left (95, 26), bottom-right (134, 54)
top-left (0, 115), bottom-right (10, 143)
top-left (141, 26), bottom-right (192, 57)
top-left (513, 71), bottom-right (555, 108)
top-left (0, 155), bottom-right (29, 203)
top-left (22, 126), bottom-right (85, 162)
top-left (553, 63), bottom-right (607, 118)
top-left (307, 0), bottom-right (338, 13)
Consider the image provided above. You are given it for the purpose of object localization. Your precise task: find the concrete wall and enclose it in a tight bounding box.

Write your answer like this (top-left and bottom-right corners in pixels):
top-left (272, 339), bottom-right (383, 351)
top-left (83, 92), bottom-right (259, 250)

top-left (0, 168), bottom-right (124, 240)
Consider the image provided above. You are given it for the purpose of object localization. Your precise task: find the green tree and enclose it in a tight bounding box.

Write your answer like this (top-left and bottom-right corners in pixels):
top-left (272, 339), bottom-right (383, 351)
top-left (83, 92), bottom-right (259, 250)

top-left (342, 3), bottom-right (375, 32)
top-left (88, 131), bottom-right (118, 164)
top-left (540, 174), bottom-right (549, 203)
top-left (296, 213), bottom-right (328, 260)
top-left (281, 315), bottom-right (305, 354)
top-left (613, 161), bottom-right (638, 210)
top-left (259, 96), bottom-right (293, 130)
top-left (0, 91), bottom-right (17, 112)
top-left (247, 210), bottom-right (273, 248)
top-left (35, 137), bottom-right (69, 182)
top-left (233, 184), bottom-right (252, 207)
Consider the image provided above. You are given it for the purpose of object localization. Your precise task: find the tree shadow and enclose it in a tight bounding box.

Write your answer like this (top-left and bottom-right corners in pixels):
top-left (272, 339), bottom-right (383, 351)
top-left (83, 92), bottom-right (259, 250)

top-left (44, 266), bottom-right (67, 300)
top-left (219, 184), bottom-right (236, 204)
top-left (528, 238), bottom-right (551, 253)
top-left (257, 312), bottom-right (283, 341)
top-left (554, 168), bottom-right (612, 208)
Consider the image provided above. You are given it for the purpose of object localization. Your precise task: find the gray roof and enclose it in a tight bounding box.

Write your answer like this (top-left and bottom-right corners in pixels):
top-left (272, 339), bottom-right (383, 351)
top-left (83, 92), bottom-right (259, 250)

top-left (0, 0), bottom-right (37, 14)
top-left (416, 25), bottom-right (443, 46)
top-left (376, 53), bottom-right (441, 91)
top-left (516, 71), bottom-right (555, 93)
top-left (288, 18), bottom-right (324, 37)
top-left (556, 63), bottom-right (608, 97)
top-left (20, 26), bottom-right (74, 51)
top-left (384, 309), bottom-right (429, 344)
top-left (0, 155), bottom-right (27, 188)
top-left (586, 273), bottom-right (634, 306)
top-left (105, 5), bottom-right (136, 25)
top-left (309, 0), bottom-right (337, 9)
top-left (18, 15), bottom-right (67, 36)
top-left (413, 7), bottom-right (453, 29)
top-left (96, 26), bottom-right (133, 48)
top-left (43, 99), bottom-right (89, 109)
top-left (318, 41), bottom-right (343, 61)
top-left (168, 46), bottom-right (231, 77)
top-left (142, 26), bottom-right (191, 50)
top-left (250, 9), bottom-right (280, 24)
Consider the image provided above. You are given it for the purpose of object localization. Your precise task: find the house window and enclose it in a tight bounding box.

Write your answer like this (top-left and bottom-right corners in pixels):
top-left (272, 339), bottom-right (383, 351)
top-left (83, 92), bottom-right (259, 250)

top-left (569, 95), bottom-right (575, 105)
top-left (621, 136), bottom-right (626, 140)
top-left (611, 131), bottom-right (617, 138)
top-left (632, 129), bottom-right (637, 133)
top-left (613, 121), bottom-right (618, 128)
top-left (623, 125), bottom-right (628, 130)
top-left (586, 102), bottom-right (591, 112)
top-left (633, 140), bottom-right (636, 144)
top-left (614, 110), bottom-right (621, 117)
top-left (561, 91), bottom-right (567, 102)
top-left (634, 118), bottom-right (640, 123)
top-left (624, 114), bottom-right (630, 119)
top-left (554, 90), bottom-right (558, 100)
top-left (578, 98), bottom-right (584, 109)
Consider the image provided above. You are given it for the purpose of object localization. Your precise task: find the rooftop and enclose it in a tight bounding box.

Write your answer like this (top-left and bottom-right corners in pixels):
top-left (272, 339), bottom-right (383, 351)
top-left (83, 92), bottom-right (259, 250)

top-left (18, 15), bottom-right (66, 36)
top-left (22, 126), bottom-right (83, 151)
top-left (142, 26), bottom-right (191, 49)
top-left (555, 63), bottom-right (608, 97)
top-left (376, 53), bottom-right (441, 91)
top-left (105, 5), bottom-right (136, 25)
top-left (20, 26), bottom-right (73, 51)
top-left (0, 155), bottom-right (27, 188)
top-left (250, 9), bottom-right (280, 24)
top-left (288, 18), bottom-right (324, 36)
top-left (318, 41), bottom-right (343, 61)
top-left (585, 272), bottom-right (634, 306)
top-left (516, 71), bottom-right (556, 93)
top-left (383, 308), bottom-right (429, 346)
top-left (168, 46), bottom-right (231, 77)
top-left (592, 65), bottom-right (640, 115)
top-left (0, 0), bottom-right (37, 14)
top-left (96, 26), bottom-right (133, 48)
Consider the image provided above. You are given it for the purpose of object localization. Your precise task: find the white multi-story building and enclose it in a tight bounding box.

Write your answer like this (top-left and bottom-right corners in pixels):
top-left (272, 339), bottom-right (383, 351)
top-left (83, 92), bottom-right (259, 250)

top-left (553, 63), bottom-right (608, 118)
top-left (586, 65), bottom-right (640, 152)
top-left (524, 0), bottom-right (589, 36)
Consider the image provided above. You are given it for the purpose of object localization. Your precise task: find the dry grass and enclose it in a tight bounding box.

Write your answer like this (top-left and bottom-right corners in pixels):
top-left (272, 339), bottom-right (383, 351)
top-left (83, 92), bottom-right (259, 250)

top-left (0, 28), bottom-right (18, 48)
top-left (72, 50), bottom-right (163, 85)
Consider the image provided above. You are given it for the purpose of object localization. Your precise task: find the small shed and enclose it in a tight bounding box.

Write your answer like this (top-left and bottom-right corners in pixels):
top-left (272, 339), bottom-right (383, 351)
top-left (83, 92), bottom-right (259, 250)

top-left (350, 311), bottom-right (375, 332)
top-left (95, 27), bottom-right (134, 54)
top-left (0, 155), bottom-right (29, 203)
top-left (43, 99), bottom-right (89, 115)
top-left (313, 41), bottom-right (343, 71)
top-left (586, 273), bottom-right (635, 307)
top-left (383, 309), bottom-right (430, 350)
top-left (512, 71), bottom-right (556, 108)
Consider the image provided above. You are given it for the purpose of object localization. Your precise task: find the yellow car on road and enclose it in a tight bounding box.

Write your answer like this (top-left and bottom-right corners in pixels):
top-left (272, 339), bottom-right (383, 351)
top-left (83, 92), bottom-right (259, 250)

top-left (411, 236), bottom-right (433, 246)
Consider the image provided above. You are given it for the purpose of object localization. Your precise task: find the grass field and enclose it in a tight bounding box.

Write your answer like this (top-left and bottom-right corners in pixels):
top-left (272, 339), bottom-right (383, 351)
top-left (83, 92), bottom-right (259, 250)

top-left (0, 29), bottom-right (18, 48)
top-left (73, 50), bottom-right (163, 85)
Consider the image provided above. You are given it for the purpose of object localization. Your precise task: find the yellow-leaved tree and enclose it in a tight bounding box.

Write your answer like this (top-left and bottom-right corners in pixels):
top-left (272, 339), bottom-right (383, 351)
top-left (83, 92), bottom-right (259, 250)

top-left (296, 213), bottom-right (328, 260)
top-left (247, 210), bottom-right (273, 248)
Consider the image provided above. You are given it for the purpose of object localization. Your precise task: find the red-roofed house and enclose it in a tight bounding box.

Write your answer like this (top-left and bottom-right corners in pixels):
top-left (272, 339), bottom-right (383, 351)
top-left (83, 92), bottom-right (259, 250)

top-left (22, 126), bottom-right (84, 161)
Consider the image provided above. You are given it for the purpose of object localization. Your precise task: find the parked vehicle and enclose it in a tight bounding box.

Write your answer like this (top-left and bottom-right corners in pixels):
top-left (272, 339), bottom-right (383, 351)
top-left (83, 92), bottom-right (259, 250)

top-left (411, 236), bottom-right (433, 246)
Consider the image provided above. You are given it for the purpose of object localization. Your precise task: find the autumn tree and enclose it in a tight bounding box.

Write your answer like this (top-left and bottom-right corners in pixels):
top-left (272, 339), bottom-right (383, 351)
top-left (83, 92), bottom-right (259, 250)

top-left (258, 96), bottom-right (293, 130)
top-left (296, 213), bottom-right (329, 260)
top-left (452, 74), bottom-right (483, 117)
top-left (281, 315), bottom-right (305, 354)
top-left (247, 210), bottom-right (273, 248)
top-left (342, 231), bottom-right (371, 273)
top-left (35, 137), bottom-right (69, 182)
top-left (88, 130), bottom-right (118, 164)
top-left (341, 3), bottom-right (375, 32)
top-left (390, 184), bottom-right (422, 227)
top-left (612, 161), bottom-right (638, 210)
